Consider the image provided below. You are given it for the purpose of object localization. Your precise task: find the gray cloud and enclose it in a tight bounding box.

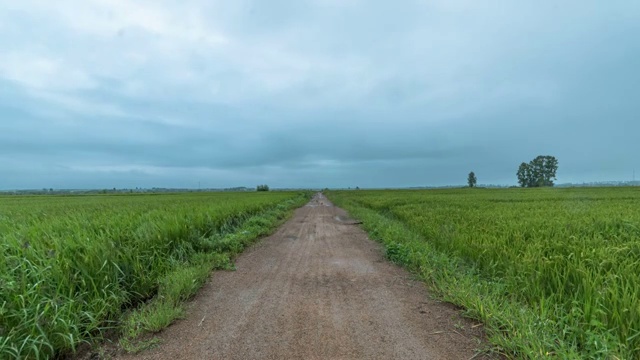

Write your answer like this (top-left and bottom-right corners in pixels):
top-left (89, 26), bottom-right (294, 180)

top-left (1, 0), bottom-right (639, 189)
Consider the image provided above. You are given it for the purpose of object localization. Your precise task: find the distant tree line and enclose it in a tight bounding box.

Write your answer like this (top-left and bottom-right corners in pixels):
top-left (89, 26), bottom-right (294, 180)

top-left (256, 184), bottom-right (270, 192)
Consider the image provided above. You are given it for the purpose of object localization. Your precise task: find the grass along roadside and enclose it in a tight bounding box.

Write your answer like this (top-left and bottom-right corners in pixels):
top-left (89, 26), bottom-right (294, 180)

top-left (343, 205), bottom-right (569, 358)
top-left (326, 189), bottom-right (637, 359)
top-left (325, 204), bottom-right (515, 357)
top-left (0, 192), bottom-right (311, 359)
top-left (117, 197), bottom-right (309, 353)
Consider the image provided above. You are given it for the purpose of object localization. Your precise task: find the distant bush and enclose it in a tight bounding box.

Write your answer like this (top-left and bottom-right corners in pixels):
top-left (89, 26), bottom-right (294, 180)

top-left (256, 184), bottom-right (270, 192)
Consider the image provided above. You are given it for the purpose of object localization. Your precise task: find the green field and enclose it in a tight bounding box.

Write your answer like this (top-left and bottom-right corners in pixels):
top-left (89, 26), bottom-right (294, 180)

top-left (0, 191), bottom-right (309, 359)
top-left (327, 187), bottom-right (640, 359)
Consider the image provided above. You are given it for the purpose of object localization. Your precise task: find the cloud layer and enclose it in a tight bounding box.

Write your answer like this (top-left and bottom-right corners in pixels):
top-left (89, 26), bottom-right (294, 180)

top-left (2, 0), bottom-right (639, 189)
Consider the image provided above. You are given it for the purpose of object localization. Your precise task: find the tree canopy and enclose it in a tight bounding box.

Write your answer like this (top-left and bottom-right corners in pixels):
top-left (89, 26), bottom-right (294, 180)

top-left (467, 171), bottom-right (477, 188)
top-left (517, 156), bottom-right (559, 187)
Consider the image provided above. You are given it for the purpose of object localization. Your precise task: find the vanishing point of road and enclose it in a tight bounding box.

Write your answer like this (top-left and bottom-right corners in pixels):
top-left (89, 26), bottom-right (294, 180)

top-left (120, 194), bottom-right (489, 360)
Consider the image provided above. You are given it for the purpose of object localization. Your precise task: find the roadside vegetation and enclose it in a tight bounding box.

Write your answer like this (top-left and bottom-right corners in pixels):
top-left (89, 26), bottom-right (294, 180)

top-left (327, 187), bottom-right (640, 359)
top-left (0, 191), bottom-right (310, 359)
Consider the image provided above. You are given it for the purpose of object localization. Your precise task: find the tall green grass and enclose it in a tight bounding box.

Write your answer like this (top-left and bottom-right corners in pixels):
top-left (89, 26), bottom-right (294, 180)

top-left (0, 192), bottom-right (309, 359)
top-left (328, 187), bottom-right (640, 359)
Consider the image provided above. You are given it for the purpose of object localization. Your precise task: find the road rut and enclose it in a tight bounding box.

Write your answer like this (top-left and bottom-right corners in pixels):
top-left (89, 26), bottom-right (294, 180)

top-left (121, 193), bottom-right (489, 359)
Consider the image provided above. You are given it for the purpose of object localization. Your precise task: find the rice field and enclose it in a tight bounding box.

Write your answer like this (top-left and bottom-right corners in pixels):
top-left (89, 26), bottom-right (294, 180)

top-left (0, 191), bottom-right (309, 359)
top-left (328, 187), bottom-right (640, 359)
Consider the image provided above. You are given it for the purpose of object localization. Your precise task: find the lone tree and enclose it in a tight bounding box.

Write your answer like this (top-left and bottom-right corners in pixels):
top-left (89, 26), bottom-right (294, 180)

top-left (256, 184), bottom-right (270, 192)
top-left (517, 155), bottom-right (558, 187)
top-left (467, 171), bottom-right (477, 188)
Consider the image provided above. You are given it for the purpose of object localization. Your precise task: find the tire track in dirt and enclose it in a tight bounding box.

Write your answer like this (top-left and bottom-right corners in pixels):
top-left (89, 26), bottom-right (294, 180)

top-left (119, 193), bottom-right (491, 360)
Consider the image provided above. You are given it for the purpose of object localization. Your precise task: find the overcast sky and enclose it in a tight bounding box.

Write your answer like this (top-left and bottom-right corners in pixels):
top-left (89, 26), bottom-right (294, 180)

top-left (1, 1), bottom-right (639, 189)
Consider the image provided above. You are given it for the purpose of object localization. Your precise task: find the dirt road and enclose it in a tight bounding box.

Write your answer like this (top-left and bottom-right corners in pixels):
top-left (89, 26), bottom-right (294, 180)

top-left (122, 194), bottom-right (489, 359)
